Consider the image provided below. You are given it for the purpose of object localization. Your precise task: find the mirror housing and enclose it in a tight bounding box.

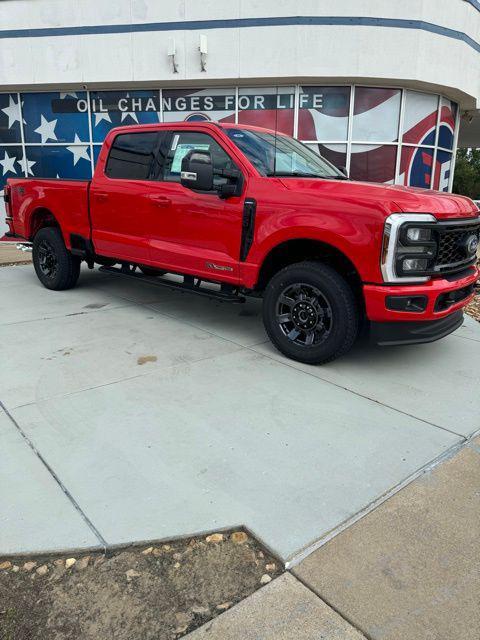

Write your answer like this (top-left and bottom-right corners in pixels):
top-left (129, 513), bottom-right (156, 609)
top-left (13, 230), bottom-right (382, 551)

top-left (181, 150), bottom-right (213, 191)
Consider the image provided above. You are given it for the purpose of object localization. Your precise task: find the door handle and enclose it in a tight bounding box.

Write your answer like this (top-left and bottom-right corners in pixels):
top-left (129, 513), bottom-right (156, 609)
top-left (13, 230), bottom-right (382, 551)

top-left (148, 195), bottom-right (171, 208)
top-left (95, 191), bottom-right (109, 202)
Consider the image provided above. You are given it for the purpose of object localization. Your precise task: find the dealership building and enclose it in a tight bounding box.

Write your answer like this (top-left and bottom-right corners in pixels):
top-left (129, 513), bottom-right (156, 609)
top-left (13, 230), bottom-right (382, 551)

top-left (0, 0), bottom-right (479, 235)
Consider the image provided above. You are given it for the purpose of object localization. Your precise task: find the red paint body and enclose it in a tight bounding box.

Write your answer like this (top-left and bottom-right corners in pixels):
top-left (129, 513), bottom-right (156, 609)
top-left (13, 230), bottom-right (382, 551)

top-left (4, 122), bottom-right (479, 324)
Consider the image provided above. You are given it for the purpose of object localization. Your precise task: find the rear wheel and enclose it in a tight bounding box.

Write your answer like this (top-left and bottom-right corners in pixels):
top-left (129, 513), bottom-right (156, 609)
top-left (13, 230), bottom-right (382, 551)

top-left (263, 261), bottom-right (359, 364)
top-left (32, 227), bottom-right (81, 290)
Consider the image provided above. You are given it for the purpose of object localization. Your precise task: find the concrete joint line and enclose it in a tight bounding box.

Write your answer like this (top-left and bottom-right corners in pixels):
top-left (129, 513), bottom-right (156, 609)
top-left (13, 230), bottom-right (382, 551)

top-left (0, 399), bottom-right (108, 553)
top-left (246, 345), bottom-right (466, 440)
top-left (284, 434), bottom-right (471, 569)
top-left (291, 572), bottom-right (374, 640)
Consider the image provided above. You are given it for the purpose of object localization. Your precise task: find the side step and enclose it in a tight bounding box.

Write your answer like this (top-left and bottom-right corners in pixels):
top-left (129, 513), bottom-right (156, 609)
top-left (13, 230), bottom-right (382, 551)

top-left (99, 265), bottom-right (246, 304)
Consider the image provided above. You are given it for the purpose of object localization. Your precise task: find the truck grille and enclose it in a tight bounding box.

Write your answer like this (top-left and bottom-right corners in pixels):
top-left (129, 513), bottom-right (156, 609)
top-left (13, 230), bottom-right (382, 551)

top-left (434, 222), bottom-right (480, 273)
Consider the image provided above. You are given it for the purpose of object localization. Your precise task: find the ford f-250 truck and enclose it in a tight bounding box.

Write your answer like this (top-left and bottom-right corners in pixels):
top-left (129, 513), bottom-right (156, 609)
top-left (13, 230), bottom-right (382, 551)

top-left (4, 122), bottom-right (480, 364)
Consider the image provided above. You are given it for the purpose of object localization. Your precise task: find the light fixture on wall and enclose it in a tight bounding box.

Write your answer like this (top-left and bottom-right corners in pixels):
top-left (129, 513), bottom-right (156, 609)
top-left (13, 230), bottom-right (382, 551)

top-left (168, 37), bottom-right (179, 73)
top-left (199, 35), bottom-right (207, 72)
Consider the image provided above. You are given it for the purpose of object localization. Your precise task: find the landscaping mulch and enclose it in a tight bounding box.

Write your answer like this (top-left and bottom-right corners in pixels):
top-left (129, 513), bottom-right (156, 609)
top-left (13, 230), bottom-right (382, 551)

top-left (0, 531), bottom-right (282, 640)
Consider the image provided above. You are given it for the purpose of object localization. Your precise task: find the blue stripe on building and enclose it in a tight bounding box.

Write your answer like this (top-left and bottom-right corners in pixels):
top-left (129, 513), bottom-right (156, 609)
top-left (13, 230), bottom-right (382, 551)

top-left (0, 16), bottom-right (478, 54)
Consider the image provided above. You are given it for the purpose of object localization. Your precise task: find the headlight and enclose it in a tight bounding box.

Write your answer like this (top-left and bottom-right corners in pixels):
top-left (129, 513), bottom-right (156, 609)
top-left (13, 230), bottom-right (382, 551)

top-left (381, 214), bottom-right (437, 283)
top-left (405, 227), bottom-right (432, 243)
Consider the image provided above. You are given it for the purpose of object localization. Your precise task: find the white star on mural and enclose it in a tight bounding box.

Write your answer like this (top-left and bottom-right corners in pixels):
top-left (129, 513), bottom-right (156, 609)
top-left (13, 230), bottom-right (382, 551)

top-left (18, 156), bottom-right (36, 176)
top-left (93, 111), bottom-right (112, 127)
top-left (1, 95), bottom-right (21, 129)
top-left (59, 92), bottom-right (78, 99)
top-left (120, 94), bottom-right (139, 124)
top-left (66, 134), bottom-right (90, 166)
top-left (0, 150), bottom-right (18, 176)
top-left (34, 115), bottom-right (58, 143)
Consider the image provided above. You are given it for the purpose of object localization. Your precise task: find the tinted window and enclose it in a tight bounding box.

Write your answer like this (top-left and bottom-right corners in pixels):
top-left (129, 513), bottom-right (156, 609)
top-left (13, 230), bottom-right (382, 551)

top-left (106, 132), bottom-right (159, 179)
top-left (163, 131), bottom-right (237, 186)
top-left (225, 127), bottom-right (344, 178)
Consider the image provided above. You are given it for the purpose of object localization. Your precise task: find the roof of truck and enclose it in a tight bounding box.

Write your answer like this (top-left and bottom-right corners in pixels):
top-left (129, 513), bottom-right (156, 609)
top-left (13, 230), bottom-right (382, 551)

top-left (107, 121), bottom-right (281, 136)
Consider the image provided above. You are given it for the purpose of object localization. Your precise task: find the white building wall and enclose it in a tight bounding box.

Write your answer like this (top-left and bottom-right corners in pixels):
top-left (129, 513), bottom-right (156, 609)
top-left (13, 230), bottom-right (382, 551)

top-left (0, 0), bottom-right (478, 110)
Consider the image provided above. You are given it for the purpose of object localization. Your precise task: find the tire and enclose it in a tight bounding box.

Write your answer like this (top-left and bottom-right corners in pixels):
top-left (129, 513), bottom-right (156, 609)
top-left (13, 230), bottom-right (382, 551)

top-left (32, 227), bottom-right (81, 291)
top-left (139, 266), bottom-right (167, 277)
top-left (262, 261), bottom-right (359, 365)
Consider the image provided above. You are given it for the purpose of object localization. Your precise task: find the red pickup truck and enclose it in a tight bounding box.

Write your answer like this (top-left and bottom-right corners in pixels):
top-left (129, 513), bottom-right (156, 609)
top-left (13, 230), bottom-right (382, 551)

top-left (4, 122), bottom-right (479, 364)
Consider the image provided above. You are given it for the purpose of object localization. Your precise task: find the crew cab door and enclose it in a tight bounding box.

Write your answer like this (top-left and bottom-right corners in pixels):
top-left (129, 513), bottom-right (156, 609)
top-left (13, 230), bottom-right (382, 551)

top-left (147, 129), bottom-right (246, 282)
top-left (90, 130), bottom-right (167, 262)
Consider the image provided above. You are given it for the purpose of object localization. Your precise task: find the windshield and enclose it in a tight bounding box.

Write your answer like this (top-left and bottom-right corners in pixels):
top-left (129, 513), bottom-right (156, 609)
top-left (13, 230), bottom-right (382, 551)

top-left (225, 128), bottom-right (346, 179)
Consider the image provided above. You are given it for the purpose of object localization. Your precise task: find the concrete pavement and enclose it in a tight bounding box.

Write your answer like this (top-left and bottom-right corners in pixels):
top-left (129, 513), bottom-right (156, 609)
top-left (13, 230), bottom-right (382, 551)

top-left (186, 437), bottom-right (480, 639)
top-left (0, 264), bottom-right (479, 565)
top-left (185, 573), bottom-right (367, 639)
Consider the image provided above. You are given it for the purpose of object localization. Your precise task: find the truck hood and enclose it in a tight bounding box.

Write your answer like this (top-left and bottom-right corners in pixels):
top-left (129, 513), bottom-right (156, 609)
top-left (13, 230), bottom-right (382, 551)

top-left (279, 178), bottom-right (480, 220)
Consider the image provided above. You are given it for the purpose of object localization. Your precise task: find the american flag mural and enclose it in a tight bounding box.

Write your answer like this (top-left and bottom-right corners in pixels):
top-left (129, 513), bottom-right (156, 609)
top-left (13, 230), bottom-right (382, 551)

top-left (0, 86), bottom-right (458, 196)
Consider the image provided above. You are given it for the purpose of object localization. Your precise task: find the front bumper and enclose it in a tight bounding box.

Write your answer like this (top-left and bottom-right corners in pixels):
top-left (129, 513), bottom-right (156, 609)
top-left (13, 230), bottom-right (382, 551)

top-left (370, 310), bottom-right (464, 346)
top-left (365, 266), bottom-right (478, 346)
top-left (364, 266), bottom-right (478, 323)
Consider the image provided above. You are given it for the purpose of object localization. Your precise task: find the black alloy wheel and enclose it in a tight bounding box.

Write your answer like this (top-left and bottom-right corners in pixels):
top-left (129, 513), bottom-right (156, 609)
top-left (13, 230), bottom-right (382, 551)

top-left (32, 227), bottom-right (81, 290)
top-left (276, 282), bottom-right (333, 347)
top-left (263, 261), bottom-right (359, 364)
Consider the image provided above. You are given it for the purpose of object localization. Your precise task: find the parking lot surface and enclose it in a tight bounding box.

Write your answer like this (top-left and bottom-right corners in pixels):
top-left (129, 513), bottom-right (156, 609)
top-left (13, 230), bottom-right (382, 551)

top-left (1, 265), bottom-right (479, 562)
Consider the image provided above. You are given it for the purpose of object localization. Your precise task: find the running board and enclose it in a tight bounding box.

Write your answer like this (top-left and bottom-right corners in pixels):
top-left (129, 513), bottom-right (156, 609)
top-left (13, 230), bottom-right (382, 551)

top-left (99, 265), bottom-right (246, 303)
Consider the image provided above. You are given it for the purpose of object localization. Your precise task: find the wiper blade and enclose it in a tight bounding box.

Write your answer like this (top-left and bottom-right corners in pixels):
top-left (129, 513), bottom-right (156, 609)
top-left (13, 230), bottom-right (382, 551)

top-left (325, 174), bottom-right (349, 180)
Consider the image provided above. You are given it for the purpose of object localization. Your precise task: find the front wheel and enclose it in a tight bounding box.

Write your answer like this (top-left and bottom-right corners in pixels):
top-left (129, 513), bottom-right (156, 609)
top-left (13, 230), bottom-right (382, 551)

top-left (262, 261), bottom-right (359, 365)
top-left (32, 227), bottom-right (81, 290)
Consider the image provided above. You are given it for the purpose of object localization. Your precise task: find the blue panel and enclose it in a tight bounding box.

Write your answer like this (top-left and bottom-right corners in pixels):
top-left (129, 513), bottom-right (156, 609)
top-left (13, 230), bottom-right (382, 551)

top-left (90, 91), bottom-right (160, 143)
top-left (22, 91), bottom-right (89, 143)
top-left (0, 94), bottom-right (22, 143)
top-left (438, 124), bottom-right (455, 151)
top-left (24, 145), bottom-right (92, 179)
top-left (0, 145), bottom-right (23, 191)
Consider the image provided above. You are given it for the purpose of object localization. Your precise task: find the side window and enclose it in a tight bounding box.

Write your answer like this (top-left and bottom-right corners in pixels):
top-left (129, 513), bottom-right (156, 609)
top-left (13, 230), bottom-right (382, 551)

top-left (105, 132), bottom-right (159, 180)
top-left (163, 131), bottom-right (237, 186)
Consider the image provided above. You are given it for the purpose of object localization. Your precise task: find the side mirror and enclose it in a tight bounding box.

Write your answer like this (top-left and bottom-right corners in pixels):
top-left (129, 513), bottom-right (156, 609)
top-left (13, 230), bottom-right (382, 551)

top-left (181, 150), bottom-right (213, 191)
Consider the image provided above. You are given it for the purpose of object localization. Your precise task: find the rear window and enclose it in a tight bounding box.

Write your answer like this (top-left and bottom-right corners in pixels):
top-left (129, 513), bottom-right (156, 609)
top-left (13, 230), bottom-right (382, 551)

top-left (105, 132), bottom-right (159, 180)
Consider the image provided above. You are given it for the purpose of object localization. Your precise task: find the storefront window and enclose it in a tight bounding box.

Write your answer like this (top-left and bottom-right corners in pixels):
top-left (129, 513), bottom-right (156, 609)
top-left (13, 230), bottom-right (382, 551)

top-left (89, 90), bottom-right (160, 143)
top-left (298, 86), bottom-right (350, 141)
top-left (306, 143), bottom-right (347, 171)
top-left (0, 85), bottom-right (459, 192)
top-left (22, 91), bottom-right (90, 144)
top-left (238, 87), bottom-right (295, 136)
top-left (438, 97), bottom-right (457, 151)
top-left (24, 145), bottom-right (92, 179)
top-left (352, 88), bottom-right (401, 143)
top-left (162, 88), bottom-right (235, 124)
top-left (399, 146), bottom-right (435, 189)
top-left (0, 94), bottom-right (22, 144)
top-left (402, 90), bottom-right (438, 146)
top-left (350, 144), bottom-right (397, 183)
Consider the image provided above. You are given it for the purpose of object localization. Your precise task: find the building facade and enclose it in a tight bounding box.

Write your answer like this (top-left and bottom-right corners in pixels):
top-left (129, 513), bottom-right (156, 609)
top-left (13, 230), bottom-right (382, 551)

top-left (0, 0), bottom-right (479, 230)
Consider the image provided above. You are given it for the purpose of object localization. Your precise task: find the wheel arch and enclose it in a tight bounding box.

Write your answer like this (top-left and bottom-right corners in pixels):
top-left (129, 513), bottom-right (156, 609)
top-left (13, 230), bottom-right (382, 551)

top-left (255, 237), bottom-right (364, 308)
top-left (28, 207), bottom-right (60, 241)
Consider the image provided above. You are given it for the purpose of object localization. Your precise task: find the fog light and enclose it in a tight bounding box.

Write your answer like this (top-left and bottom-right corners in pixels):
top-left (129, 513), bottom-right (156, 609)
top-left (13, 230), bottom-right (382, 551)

top-left (402, 258), bottom-right (428, 272)
top-left (406, 227), bottom-right (432, 242)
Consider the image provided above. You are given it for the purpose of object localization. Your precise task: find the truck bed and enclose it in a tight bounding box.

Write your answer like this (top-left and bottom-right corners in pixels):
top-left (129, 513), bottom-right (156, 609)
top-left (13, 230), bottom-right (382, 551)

top-left (5, 178), bottom-right (91, 248)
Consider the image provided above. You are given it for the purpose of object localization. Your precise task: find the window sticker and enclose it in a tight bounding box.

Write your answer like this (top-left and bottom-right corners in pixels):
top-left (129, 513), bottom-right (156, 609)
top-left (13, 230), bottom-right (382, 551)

top-left (171, 143), bottom-right (210, 173)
